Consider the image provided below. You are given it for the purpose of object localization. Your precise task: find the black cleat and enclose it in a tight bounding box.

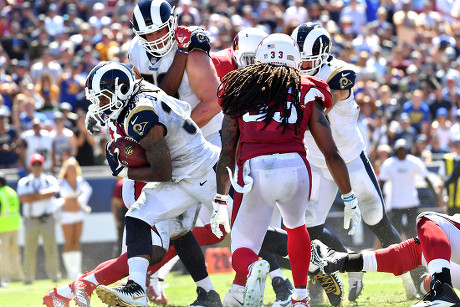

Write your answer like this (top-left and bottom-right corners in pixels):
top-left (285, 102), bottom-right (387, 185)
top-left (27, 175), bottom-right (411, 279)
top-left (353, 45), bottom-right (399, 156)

top-left (412, 280), bottom-right (460, 307)
top-left (188, 287), bottom-right (223, 307)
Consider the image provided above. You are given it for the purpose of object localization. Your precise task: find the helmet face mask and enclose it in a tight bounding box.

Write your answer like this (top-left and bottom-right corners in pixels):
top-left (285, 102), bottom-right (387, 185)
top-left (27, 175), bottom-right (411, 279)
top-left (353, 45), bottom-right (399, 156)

top-left (132, 0), bottom-right (177, 58)
top-left (291, 23), bottom-right (331, 75)
top-left (255, 33), bottom-right (301, 69)
top-left (232, 28), bottom-right (268, 68)
top-left (85, 62), bottom-right (135, 123)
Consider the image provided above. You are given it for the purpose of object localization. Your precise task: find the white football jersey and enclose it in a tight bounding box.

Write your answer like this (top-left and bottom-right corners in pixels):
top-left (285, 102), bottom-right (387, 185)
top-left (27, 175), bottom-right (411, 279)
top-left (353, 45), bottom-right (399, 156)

top-left (128, 36), bottom-right (223, 138)
top-left (304, 58), bottom-right (364, 168)
top-left (121, 84), bottom-right (219, 182)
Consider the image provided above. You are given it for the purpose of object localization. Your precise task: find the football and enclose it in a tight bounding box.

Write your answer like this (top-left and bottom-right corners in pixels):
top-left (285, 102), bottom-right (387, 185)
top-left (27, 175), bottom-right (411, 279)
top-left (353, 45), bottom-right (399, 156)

top-left (110, 137), bottom-right (149, 168)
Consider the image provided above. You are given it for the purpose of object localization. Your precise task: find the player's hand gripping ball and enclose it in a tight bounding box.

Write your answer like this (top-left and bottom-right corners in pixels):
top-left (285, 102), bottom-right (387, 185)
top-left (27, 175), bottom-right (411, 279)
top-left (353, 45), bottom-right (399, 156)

top-left (110, 137), bottom-right (149, 168)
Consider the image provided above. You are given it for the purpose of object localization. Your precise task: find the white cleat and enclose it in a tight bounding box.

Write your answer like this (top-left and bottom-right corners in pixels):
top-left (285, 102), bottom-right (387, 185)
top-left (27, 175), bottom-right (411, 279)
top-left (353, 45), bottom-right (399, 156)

top-left (223, 285), bottom-right (245, 307)
top-left (96, 280), bottom-right (147, 307)
top-left (243, 260), bottom-right (270, 307)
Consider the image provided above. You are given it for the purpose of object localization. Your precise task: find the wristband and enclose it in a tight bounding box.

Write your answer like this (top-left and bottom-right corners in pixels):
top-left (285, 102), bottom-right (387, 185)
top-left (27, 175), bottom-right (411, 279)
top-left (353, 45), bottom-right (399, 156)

top-left (214, 193), bottom-right (228, 205)
top-left (341, 190), bottom-right (355, 200)
top-left (176, 48), bottom-right (189, 55)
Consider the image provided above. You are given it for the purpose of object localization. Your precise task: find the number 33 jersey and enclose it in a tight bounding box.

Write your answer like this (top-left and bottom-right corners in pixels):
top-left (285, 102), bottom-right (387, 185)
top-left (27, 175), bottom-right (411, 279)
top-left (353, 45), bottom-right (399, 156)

top-left (237, 75), bottom-right (332, 165)
top-left (122, 82), bottom-right (219, 182)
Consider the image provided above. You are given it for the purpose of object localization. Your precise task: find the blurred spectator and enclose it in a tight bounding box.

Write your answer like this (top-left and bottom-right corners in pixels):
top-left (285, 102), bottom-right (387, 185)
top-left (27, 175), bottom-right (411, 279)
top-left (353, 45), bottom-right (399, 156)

top-left (111, 178), bottom-right (126, 257)
top-left (283, 0), bottom-right (308, 28)
top-left (17, 154), bottom-right (60, 284)
top-left (375, 84), bottom-right (400, 121)
top-left (392, 112), bottom-right (418, 149)
top-left (427, 134), bottom-right (450, 155)
top-left (88, 3), bottom-right (111, 30)
top-left (0, 171), bottom-right (23, 285)
top-left (340, 0), bottom-right (367, 35)
top-left (19, 118), bottom-right (53, 172)
top-left (412, 134), bottom-right (432, 162)
top-left (401, 64), bottom-right (421, 92)
top-left (30, 48), bottom-right (63, 84)
top-left (50, 111), bottom-right (77, 173)
top-left (402, 89), bottom-right (431, 135)
top-left (57, 157), bottom-right (92, 279)
top-left (380, 139), bottom-right (439, 239)
top-left (392, 0), bottom-right (418, 46)
top-left (74, 112), bottom-right (95, 166)
top-left (10, 59), bottom-right (32, 86)
top-left (59, 102), bottom-right (78, 130)
top-left (451, 109), bottom-right (460, 138)
top-left (428, 86), bottom-right (452, 120)
top-left (95, 29), bottom-right (118, 61)
top-left (44, 4), bottom-right (65, 37)
top-left (176, 0), bottom-right (201, 26)
top-left (58, 60), bottom-right (86, 111)
top-left (18, 95), bottom-right (47, 132)
top-left (431, 107), bottom-right (452, 150)
top-left (35, 74), bottom-right (60, 119)
top-left (439, 136), bottom-right (460, 215)
top-left (0, 109), bottom-right (18, 168)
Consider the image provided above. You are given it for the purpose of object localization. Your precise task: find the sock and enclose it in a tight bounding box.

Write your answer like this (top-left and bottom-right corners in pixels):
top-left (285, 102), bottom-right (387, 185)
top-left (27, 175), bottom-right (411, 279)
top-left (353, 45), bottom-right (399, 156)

top-left (232, 248), bottom-right (258, 277)
top-left (128, 257), bottom-right (149, 291)
top-left (342, 253), bottom-right (363, 272)
top-left (269, 268), bottom-right (285, 280)
top-left (292, 288), bottom-right (307, 300)
top-left (417, 218), bottom-right (451, 265)
top-left (158, 255), bottom-right (179, 280)
top-left (375, 238), bottom-right (422, 276)
top-left (57, 285), bottom-right (74, 299)
top-left (195, 276), bottom-right (214, 292)
top-left (83, 273), bottom-right (98, 286)
top-left (231, 283), bottom-right (244, 291)
top-left (172, 231), bottom-right (208, 282)
top-left (428, 260), bottom-right (451, 279)
top-left (285, 225), bottom-right (310, 287)
top-left (362, 251), bottom-right (377, 272)
top-left (94, 253), bottom-right (129, 285)
top-left (233, 272), bottom-right (247, 286)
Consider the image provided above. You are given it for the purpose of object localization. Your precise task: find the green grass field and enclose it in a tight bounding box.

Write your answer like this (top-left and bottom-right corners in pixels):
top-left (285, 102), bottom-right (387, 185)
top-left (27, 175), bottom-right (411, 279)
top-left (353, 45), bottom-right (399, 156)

top-left (0, 270), bottom-right (429, 307)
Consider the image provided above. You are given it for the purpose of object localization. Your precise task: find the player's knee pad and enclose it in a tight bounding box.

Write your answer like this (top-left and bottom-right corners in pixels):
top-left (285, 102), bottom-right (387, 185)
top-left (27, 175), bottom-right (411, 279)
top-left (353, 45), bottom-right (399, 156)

top-left (126, 216), bottom-right (153, 259)
top-left (375, 238), bottom-right (422, 276)
top-left (368, 214), bottom-right (402, 247)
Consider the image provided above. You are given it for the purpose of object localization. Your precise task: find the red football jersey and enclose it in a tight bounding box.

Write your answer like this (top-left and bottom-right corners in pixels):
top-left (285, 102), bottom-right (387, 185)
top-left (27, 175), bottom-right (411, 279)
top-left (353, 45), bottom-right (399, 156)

top-left (237, 75), bottom-right (332, 167)
top-left (211, 48), bottom-right (238, 81)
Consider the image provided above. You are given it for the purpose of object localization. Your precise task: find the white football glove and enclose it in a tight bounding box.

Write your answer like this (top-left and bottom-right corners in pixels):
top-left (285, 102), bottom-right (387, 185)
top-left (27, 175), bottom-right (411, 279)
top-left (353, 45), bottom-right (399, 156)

top-left (342, 191), bottom-right (361, 235)
top-left (210, 194), bottom-right (231, 239)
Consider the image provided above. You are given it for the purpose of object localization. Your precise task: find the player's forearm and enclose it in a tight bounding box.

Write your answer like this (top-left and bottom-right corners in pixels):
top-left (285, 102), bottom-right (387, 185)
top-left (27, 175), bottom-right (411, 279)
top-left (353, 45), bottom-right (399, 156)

top-left (215, 153), bottom-right (234, 195)
top-left (158, 51), bottom-right (187, 96)
top-left (325, 151), bottom-right (352, 195)
top-left (127, 166), bottom-right (172, 182)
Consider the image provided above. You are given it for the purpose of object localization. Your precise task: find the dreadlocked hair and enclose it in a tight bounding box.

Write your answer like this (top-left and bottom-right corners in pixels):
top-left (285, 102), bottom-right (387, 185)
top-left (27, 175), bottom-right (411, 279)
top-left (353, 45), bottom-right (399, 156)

top-left (218, 63), bottom-right (303, 133)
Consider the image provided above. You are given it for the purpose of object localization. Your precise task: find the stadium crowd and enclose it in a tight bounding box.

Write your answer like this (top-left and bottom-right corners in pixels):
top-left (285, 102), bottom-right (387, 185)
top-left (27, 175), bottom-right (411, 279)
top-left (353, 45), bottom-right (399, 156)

top-left (0, 0), bottom-right (459, 175)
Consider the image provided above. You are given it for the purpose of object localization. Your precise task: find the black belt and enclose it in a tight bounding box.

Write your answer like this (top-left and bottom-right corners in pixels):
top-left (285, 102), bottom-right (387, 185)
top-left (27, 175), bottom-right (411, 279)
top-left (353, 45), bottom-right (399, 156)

top-left (29, 214), bottom-right (52, 223)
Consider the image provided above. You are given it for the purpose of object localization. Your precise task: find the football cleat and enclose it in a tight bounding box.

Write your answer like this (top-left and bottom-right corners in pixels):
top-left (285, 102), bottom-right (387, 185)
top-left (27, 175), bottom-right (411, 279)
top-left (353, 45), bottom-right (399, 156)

top-left (244, 260), bottom-right (270, 307)
top-left (187, 287), bottom-right (223, 307)
top-left (146, 278), bottom-right (170, 305)
top-left (412, 280), bottom-right (460, 307)
top-left (43, 288), bottom-right (71, 307)
top-left (223, 285), bottom-right (244, 307)
top-left (291, 295), bottom-right (310, 307)
top-left (347, 272), bottom-right (364, 302)
top-left (74, 277), bottom-right (97, 307)
top-left (312, 271), bottom-right (343, 306)
top-left (271, 277), bottom-right (294, 307)
top-left (96, 280), bottom-right (147, 307)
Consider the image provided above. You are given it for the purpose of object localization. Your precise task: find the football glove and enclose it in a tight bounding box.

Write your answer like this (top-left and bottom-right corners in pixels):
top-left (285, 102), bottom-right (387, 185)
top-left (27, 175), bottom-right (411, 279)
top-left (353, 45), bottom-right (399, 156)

top-left (342, 191), bottom-right (361, 235)
top-left (106, 140), bottom-right (128, 177)
top-left (85, 106), bottom-right (103, 134)
top-left (210, 194), bottom-right (231, 239)
top-left (175, 27), bottom-right (211, 56)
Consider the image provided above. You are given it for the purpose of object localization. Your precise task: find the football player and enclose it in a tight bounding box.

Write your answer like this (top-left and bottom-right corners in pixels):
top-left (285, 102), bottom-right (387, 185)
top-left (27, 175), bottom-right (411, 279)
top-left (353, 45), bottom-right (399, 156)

top-left (211, 33), bottom-right (360, 307)
top-left (317, 211), bottom-right (460, 307)
top-left (212, 28), bottom-right (344, 307)
top-left (86, 62), bottom-right (220, 307)
top-left (291, 23), bottom-right (412, 301)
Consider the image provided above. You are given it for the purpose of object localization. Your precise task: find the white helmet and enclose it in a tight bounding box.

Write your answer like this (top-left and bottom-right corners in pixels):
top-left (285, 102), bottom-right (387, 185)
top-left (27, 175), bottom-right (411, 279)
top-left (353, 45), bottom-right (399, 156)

top-left (85, 62), bottom-right (136, 123)
top-left (232, 27), bottom-right (268, 68)
top-left (132, 0), bottom-right (176, 58)
top-left (291, 22), bottom-right (331, 75)
top-left (255, 33), bottom-right (301, 69)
